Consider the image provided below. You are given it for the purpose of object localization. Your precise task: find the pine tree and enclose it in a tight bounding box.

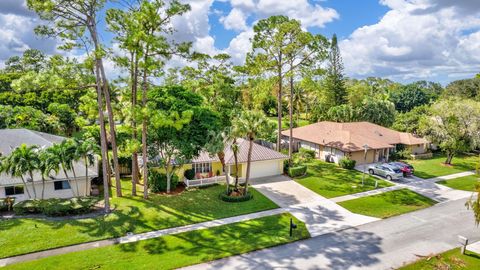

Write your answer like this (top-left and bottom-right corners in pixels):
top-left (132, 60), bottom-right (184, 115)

top-left (325, 34), bottom-right (347, 106)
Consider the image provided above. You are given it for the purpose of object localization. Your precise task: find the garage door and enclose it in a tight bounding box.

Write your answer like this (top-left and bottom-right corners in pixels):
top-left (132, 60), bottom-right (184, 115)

top-left (249, 160), bottom-right (283, 178)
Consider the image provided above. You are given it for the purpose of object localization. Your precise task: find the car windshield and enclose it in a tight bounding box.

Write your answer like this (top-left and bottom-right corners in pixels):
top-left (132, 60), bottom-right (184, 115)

top-left (393, 169), bottom-right (401, 173)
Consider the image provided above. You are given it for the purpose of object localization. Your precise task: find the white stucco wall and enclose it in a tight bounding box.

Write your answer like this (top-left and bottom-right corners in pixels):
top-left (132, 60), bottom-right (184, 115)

top-left (0, 178), bottom-right (91, 202)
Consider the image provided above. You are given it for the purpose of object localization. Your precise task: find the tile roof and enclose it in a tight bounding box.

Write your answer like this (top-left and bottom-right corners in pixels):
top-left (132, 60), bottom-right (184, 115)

top-left (0, 129), bottom-right (98, 186)
top-left (281, 121), bottom-right (429, 152)
top-left (191, 138), bottom-right (288, 165)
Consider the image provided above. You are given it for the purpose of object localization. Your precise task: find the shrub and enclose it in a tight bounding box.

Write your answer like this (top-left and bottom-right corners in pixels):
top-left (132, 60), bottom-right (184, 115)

top-left (13, 200), bottom-right (43, 215)
top-left (148, 169), bottom-right (179, 192)
top-left (288, 165), bottom-right (307, 177)
top-left (299, 148), bottom-right (316, 161)
top-left (184, 168), bottom-right (195, 180)
top-left (220, 192), bottom-right (253, 202)
top-left (13, 197), bottom-right (98, 216)
top-left (339, 157), bottom-right (356, 170)
top-left (1, 197), bottom-right (15, 212)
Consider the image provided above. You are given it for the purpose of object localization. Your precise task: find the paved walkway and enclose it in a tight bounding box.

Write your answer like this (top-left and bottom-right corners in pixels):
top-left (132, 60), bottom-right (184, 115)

top-left (426, 170), bottom-right (476, 182)
top-left (0, 208), bottom-right (286, 267)
top-left (251, 176), bottom-right (379, 237)
top-left (182, 198), bottom-right (480, 270)
top-left (466, 240), bottom-right (480, 254)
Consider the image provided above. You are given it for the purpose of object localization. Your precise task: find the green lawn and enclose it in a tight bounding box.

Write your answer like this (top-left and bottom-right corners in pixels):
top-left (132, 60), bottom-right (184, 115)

top-left (399, 248), bottom-right (480, 270)
top-left (294, 160), bottom-right (392, 198)
top-left (408, 153), bottom-right (479, 179)
top-left (4, 213), bottom-right (309, 270)
top-left (438, 174), bottom-right (480, 191)
top-left (338, 189), bottom-right (436, 219)
top-left (0, 179), bottom-right (278, 259)
top-left (267, 116), bottom-right (311, 130)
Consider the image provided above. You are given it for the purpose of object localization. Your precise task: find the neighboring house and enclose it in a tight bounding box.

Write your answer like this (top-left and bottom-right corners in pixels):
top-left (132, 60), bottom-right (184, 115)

top-left (0, 129), bottom-right (97, 202)
top-left (282, 121), bottom-right (430, 165)
top-left (162, 138), bottom-right (287, 186)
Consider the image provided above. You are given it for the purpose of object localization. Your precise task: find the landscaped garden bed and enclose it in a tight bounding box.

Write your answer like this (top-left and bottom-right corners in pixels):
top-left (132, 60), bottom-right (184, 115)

top-left (407, 153), bottom-right (478, 179)
top-left (0, 178), bottom-right (278, 259)
top-left (4, 213), bottom-right (309, 270)
top-left (399, 248), bottom-right (480, 270)
top-left (337, 189), bottom-right (436, 218)
top-left (294, 160), bottom-right (392, 198)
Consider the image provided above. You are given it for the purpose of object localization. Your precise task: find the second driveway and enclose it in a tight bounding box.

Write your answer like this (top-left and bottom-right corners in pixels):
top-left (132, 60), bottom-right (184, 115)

top-left (251, 175), bottom-right (379, 237)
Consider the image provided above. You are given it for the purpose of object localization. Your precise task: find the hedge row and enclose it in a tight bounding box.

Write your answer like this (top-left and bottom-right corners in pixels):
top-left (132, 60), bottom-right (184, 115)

top-left (288, 165), bottom-right (307, 177)
top-left (148, 169), bottom-right (179, 192)
top-left (13, 197), bottom-right (99, 216)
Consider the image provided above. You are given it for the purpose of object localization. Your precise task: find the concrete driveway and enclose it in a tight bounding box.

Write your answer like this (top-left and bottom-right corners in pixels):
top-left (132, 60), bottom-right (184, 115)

top-left (251, 175), bottom-right (379, 237)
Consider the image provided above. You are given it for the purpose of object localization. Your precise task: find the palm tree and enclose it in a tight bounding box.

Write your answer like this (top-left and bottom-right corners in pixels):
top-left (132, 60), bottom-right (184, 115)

top-left (205, 129), bottom-right (232, 195)
top-left (231, 139), bottom-right (240, 191)
top-left (76, 138), bottom-right (99, 196)
top-left (4, 144), bottom-right (40, 199)
top-left (38, 147), bottom-right (60, 200)
top-left (47, 141), bottom-right (78, 197)
top-left (233, 110), bottom-right (268, 194)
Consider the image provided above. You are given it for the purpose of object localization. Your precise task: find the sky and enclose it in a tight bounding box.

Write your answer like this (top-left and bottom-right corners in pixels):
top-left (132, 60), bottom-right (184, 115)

top-left (0, 0), bottom-right (479, 84)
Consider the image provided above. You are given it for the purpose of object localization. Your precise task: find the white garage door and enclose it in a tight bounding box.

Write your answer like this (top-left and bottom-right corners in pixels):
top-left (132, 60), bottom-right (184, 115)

top-left (249, 160), bottom-right (283, 178)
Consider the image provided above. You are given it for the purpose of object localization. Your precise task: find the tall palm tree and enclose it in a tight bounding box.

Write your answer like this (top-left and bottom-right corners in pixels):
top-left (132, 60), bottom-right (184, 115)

top-left (231, 139), bottom-right (240, 191)
top-left (205, 129), bottom-right (233, 195)
top-left (75, 138), bottom-right (99, 196)
top-left (4, 144), bottom-right (40, 199)
top-left (233, 110), bottom-right (268, 194)
top-left (38, 147), bottom-right (60, 200)
top-left (47, 141), bottom-right (78, 197)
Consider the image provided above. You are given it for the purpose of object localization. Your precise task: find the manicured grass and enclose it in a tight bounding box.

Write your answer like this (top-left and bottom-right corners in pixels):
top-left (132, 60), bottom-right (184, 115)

top-left (294, 160), bottom-right (393, 198)
top-left (338, 189), bottom-right (436, 219)
top-left (267, 116), bottom-right (311, 130)
top-left (4, 213), bottom-right (309, 270)
top-left (408, 153), bottom-right (479, 179)
top-left (0, 179), bottom-right (278, 259)
top-left (399, 248), bottom-right (480, 270)
top-left (438, 175), bottom-right (480, 191)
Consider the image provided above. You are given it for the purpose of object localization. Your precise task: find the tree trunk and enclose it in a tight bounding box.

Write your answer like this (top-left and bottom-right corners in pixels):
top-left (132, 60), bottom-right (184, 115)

top-left (88, 21), bottom-right (111, 213)
top-left (19, 175), bottom-right (32, 199)
top-left (131, 52), bottom-right (139, 196)
top-left (98, 58), bottom-right (122, 198)
top-left (85, 157), bottom-right (89, 196)
top-left (445, 152), bottom-right (454, 165)
top-left (244, 137), bottom-right (254, 194)
top-left (276, 55), bottom-right (283, 151)
top-left (41, 175), bottom-right (45, 200)
top-left (166, 171), bottom-right (171, 193)
top-left (289, 76), bottom-right (294, 166)
top-left (218, 152), bottom-right (228, 194)
top-left (141, 52), bottom-right (149, 199)
top-left (233, 139), bottom-right (240, 191)
top-left (70, 163), bottom-right (80, 196)
top-left (28, 171), bottom-right (37, 199)
top-left (62, 167), bottom-right (76, 197)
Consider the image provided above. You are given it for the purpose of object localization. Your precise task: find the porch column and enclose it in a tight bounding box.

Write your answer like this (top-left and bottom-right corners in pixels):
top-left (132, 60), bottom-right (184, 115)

top-left (386, 148), bottom-right (390, 161)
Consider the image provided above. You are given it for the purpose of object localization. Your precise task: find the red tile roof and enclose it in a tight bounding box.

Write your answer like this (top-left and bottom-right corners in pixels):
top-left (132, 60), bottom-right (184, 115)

top-left (281, 121), bottom-right (429, 152)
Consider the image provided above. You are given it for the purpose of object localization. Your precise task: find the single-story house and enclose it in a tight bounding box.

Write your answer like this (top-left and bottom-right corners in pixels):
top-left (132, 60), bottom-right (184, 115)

top-left (0, 129), bottom-right (97, 202)
top-left (282, 121), bottom-right (429, 165)
top-left (168, 138), bottom-right (287, 182)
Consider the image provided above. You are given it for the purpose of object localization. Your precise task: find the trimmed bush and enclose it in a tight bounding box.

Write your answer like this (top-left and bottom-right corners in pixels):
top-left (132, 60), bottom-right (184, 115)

top-left (220, 192), bottom-right (253, 202)
top-left (288, 165), bottom-right (307, 177)
top-left (1, 197), bottom-right (15, 212)
top-left (148, 169), bottom-right (179, 192)
top-left (13, 197), bottom-right (98, 216)
top-left (13, 200), bottom-right (43, 215)
top-left (184, 168), bottom-right (195, 180)
top-left (299, 148), bottom-right (316, 160)
top-left (339, 157), bottom-right (356, 169)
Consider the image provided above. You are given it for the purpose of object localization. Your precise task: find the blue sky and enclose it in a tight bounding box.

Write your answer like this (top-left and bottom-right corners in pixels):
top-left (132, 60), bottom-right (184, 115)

top-left (0, 0), bottom-right (479, 84)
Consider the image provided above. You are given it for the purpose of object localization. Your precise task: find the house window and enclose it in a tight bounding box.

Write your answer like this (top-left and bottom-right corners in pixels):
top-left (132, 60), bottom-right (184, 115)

top-left (5, 185), bottom-right (24, 196)
top-left (54, 181), bottom-right (71, 190)
top-left (193, 163), bottom-right (212, 174)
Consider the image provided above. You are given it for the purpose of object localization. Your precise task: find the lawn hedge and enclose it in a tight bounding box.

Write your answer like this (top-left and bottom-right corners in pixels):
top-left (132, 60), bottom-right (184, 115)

top-left (288, 165), bottom-right (307, 177)
top-left (13, 197), bottom-right (98, 216)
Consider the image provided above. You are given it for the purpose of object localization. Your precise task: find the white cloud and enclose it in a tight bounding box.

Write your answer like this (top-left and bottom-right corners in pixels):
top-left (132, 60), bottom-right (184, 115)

top-left (340, 0), bottom-right (480, 82)
top-left (220, 8), bottom-right (248, 31)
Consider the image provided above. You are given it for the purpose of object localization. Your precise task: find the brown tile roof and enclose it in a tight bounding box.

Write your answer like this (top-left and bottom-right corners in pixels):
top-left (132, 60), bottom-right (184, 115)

top-left (281, 121), bottom-right (429, 152)
top-left (192, 138), bottom-right (287, 165)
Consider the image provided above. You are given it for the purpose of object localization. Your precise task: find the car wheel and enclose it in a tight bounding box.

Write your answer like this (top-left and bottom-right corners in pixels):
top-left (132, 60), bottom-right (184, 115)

top-left (368, 169), bottom-right (374, 175)
top-left (386, 175), bottom-right (392, 181)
